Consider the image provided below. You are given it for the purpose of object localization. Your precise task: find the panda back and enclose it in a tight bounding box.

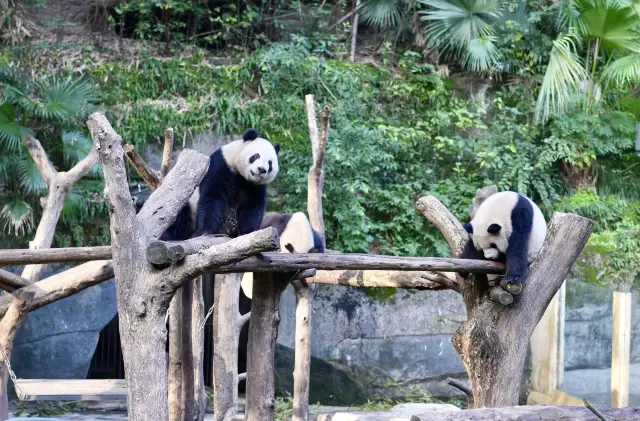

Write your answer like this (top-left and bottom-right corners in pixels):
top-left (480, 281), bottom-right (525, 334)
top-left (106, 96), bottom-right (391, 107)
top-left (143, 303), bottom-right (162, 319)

top-left (280, 212), bottom-right (315, 253)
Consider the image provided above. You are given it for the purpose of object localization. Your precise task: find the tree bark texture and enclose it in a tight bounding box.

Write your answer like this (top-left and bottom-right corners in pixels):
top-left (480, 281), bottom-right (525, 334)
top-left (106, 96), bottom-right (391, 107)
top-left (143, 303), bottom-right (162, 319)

top-left (0, 246), bottom-right (112, 265)
top-left (245, 272), bottom-right (290, 421)
top-left (88, 112), bottom-right (279, 421)
top-left (410, 405), bottom-right (640, 420)
top-left (417, 194), bottom-right (594, 408)
top-left (213, 273), bottom-right (243, 421)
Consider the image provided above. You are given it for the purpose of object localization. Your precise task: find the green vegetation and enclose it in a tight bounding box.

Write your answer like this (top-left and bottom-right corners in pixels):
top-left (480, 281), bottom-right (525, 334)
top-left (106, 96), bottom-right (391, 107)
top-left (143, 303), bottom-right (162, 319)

top-left (0, 0), bottom-right (639, 290)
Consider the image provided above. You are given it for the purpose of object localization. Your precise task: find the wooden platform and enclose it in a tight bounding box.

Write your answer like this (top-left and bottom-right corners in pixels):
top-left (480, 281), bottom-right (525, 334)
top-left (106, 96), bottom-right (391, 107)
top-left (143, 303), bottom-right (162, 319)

top-left (15, 379), bottom-right (127, 401)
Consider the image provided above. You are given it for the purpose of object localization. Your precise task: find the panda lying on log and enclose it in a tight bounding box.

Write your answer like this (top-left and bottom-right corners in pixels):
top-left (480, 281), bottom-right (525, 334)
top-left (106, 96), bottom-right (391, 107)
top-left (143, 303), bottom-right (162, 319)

top-left (241, 211), bottom-right (324, 299)
top-left (459, 191), bottom-right (547, 291)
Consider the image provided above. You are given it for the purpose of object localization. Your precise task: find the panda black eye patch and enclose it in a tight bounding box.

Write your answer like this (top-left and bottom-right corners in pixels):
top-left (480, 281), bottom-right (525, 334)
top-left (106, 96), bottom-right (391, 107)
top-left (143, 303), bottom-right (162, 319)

top-left (268, 160), bottom-right (273, 172)
top-left (249, 153), bottom-right (260, 164)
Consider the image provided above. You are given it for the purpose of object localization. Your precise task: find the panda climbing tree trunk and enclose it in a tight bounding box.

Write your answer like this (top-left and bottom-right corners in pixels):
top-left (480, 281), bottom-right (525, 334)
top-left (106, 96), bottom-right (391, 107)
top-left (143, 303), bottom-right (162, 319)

top-left (416, 194), bottom-right (594, 408)
top-left (88, 113), bottom-right (280, 421)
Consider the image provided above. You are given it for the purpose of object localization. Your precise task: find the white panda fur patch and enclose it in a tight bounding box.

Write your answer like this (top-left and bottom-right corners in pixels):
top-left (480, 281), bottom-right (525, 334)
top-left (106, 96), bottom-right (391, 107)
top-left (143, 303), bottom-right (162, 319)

top-left (240, 212), bottom-right (316, 299)
top-left (221, 137), bottom-right (279, 185)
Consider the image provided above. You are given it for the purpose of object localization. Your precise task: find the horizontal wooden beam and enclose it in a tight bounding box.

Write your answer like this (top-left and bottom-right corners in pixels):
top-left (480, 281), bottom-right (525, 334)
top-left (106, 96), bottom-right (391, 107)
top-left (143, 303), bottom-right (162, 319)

top-left (214, 253), bottom-right (504, 274)
top-left (409, 404), bottom-right (639, 420)
top-left (0, 247), bottom-right (504, 275)
top-left (0, 246), bottom-right (112, 266)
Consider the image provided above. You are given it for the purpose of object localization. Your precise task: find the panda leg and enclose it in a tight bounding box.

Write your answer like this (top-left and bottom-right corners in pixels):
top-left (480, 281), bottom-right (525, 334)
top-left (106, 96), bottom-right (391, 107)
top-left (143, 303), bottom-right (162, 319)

top-left (504, 196), bottom-right (534, 283)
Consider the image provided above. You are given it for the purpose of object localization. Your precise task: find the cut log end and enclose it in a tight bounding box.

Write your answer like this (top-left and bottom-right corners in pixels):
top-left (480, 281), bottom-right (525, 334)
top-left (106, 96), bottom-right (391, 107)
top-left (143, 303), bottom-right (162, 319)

top-left (489, 286), bottom-right (513, 306)
top-left (500, 278), bottom-right (523, 295)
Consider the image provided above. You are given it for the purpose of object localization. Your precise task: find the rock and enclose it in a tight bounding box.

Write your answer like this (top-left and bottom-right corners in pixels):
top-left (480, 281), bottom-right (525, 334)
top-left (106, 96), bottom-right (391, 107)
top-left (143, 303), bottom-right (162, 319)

top-left (276, 283), bottom-right (468, 403)
top-left (10, 264), bottom-right (117, 393)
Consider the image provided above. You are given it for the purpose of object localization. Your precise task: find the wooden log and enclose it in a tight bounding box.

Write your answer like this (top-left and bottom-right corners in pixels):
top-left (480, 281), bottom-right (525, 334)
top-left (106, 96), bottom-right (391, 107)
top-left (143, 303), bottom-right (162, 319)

top-left (222, 253), bottom-right (504, 274)
top-left (499, 278), bottom-right (522, 295)
top-left (611, 291), bottom-right (632, 408)
top-left (409, 405), bottom-right (640, 420)
top-left (124, 144), bottom-right (161, 190)
top-left (312, 270), bottom-right (451, 290)
top-left (489, 285), bottom-right (513, 305)
top-left (244, 272), bottom-right (289, 421)
top-left (0, 268), bottom-right (30, 292)
top-left (161, 128), bottom-right (175, 177)
top-left (147, 235), bottom-right (230, 265)
top-left (0, 246), bottom-right (111, 266)
top-left (292, 279), bottom-right (312, 421)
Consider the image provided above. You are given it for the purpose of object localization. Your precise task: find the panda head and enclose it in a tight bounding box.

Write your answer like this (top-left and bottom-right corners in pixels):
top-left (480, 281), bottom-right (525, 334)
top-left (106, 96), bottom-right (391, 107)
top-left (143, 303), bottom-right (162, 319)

top-left (463, 221), bottom-right (506, 260)
top-left (236, 128), bottom-right (280, 185)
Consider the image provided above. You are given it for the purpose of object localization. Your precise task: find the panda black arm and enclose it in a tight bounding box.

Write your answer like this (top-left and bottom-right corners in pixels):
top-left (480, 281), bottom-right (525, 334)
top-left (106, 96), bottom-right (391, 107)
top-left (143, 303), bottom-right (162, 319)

top-left (459, 238), bottom-right (485, 260)
top-left (236, 183), bottom-right (267, 236)
top-left (160, 204), bottom-right (194, 241)
top-left (503, 196), bottom-right (534, 283)
top-left (193, 149), bottom-right (236, 237)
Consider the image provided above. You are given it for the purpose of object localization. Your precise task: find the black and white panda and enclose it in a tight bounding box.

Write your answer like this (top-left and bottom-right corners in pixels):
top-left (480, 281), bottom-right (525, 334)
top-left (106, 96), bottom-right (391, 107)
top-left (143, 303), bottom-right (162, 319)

top-left (160, 128), bottom-right (280, 242)
top-left (459, 191), bottom-right (547, 285)
top-left (241, 211), bottom-right (324, 298)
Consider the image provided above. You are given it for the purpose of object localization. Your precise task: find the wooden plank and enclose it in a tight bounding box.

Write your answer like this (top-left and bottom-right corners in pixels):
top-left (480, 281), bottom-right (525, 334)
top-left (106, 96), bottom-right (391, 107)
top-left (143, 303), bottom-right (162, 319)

top-left (15, 379), bottom-right (127, 401)
top-left (527, 390), bottom-right (583, 406)
top-left (530, 280), bottom-right (563, 393)
top-left (611, 291), bottom-right (632, 408)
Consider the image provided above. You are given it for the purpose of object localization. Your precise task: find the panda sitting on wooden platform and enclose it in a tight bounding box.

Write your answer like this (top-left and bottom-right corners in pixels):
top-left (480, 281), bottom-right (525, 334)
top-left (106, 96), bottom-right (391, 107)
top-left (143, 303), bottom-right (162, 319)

top-left (459, 191), bottom-right (547, 288)
top-left (241, 211), bottom-right (324, 299)
top-left (160, 128), bottom-right (280, 242)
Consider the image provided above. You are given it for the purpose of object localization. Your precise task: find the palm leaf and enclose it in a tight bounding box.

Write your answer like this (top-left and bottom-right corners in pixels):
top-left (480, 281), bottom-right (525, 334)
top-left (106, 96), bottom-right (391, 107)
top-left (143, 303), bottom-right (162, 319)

top-left (535, 32), bottom-right (589, 124)
top-left (0, 199), bottom-right (34, 236)
top-left (17, 155), bottom-right (47, 194)
top-left (359, 0), bottom-right (405, 28)
top-left (464, 36), bottom-right (502, 72)
top-left (0, 102), bottom-right (29, 151)
top-left (26, 76), bottom-right (97, 122)
top-left (419, 0), bottom-right (502, 59)
top-left (600, 54), bottom-right (640, 87)
top-left (62, 130), bottom-right (101, 177)
top-left (571, 0), bottom-right (640, 55)
top-left (61, 188), bottom-right (86, 222)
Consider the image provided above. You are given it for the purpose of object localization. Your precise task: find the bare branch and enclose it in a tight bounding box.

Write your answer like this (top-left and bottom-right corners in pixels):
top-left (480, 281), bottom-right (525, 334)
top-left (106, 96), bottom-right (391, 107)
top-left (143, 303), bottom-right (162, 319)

top-left (24, 135), bottom-right (56, 186)
top-left (63, 145), bottom-right (99, 185)
top-left (161, 227), bottom-right (280, 290)
top-left (87, 112), bottom-right (136, 250)
top-left (123, 144), bottom-right (161, 190)
top-left (416, 196), bottom-right (467, 257)
top-left (0, 269), bottom-right (30, 292)
top-left (421, 272), bottom-right (460, 292)
top-left (0, 260), bottom-right (113, 319)
top-left (137, 149), bottom-right (209, 240)
top-left (161, 127), bottom-right (174, 177)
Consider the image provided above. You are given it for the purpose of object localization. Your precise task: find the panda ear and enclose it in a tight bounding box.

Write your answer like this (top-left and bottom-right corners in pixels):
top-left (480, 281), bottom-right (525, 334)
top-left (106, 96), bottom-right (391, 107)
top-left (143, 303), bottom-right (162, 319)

top-left (274, 143), bottom-right (281, 154)
top-left (242, 128), bottom-right (259, 141)
top-left (487, 224), bottom-right (502, 234)
top-left (463, 223), bottom-right (473, 234)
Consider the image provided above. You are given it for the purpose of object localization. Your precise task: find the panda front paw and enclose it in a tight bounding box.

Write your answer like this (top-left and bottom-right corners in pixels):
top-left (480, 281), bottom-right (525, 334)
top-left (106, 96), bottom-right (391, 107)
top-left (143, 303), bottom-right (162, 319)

top-left (502, 275), bottom-right (522, 284)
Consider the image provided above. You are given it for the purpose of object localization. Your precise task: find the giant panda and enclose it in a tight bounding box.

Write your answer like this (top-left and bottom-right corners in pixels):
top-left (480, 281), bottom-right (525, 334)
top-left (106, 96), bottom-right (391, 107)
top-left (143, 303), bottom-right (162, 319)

top-left (459, 191), bottom-right (547, 286)
top-left (160, 128), bottom-right (280, 242)
top-left (240, 211), bottom-right (324, 298)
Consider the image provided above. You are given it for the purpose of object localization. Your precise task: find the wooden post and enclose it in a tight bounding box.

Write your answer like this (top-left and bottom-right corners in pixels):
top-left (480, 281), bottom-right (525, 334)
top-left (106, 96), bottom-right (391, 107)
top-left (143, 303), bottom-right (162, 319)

top-left (611, 290), bottom-right (632, 408)
top-left (530, 281), bottom-right (564, 394)
top-left (245, 272), bottom-right (289, 421)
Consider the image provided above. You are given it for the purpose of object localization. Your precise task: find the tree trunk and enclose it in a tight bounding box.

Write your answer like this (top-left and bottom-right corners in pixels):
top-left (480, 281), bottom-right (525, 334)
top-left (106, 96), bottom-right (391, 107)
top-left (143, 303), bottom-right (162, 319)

top-left (245, 273), bottom-right (289, 421)
top-left (349, 0), bottom-right (360, 62)
top-left (168, 292), bottom-right (184, 421)
top-left (292, 280), bottom-right (313, 421)
top-left (213, 273), bottom-right (243, 421)
top-left (192, 276), bottom-right (208, 421)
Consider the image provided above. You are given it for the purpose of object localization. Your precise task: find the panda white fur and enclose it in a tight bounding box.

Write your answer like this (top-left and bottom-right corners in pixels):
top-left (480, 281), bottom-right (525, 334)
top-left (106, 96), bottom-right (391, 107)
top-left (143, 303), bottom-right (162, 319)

top-left (460, 191), bottom-right (547, 284)
top-left (241, 212), bottom-right (324, 299)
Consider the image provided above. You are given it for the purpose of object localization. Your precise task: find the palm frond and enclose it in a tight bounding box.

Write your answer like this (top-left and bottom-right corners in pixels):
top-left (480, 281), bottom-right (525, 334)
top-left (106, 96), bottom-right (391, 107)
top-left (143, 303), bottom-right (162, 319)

top-left (464, 36), bottom-right (502, 72)
top-left (571, 0), bottom-right (640, 55)
top-left (26, 76), bottom-right (97, 122)
top-left (61, 188), bottom-right (86, 221)
top-left (17, 155), bottom-right (47, 194)
top-left (0, 102), bottom-right (30, 152)
top-left (1, 199), bottom-right (34, 236)
top-left (358, 0), bottom-right (405, 28)
top-left (535, 32), bottom-right (589, 124)
top-left (61, 130), bottom-right (101, 177)
top-left (419, 0), bottom-right (502, 59)
top-left (601, 54), bottom-right (640, 87)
